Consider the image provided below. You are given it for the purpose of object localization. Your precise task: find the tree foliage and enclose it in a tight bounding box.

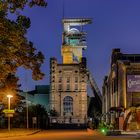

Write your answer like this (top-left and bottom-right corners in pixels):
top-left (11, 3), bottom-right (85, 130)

top-left (0, 0), bottom-right (47, 103)
top-left (49, 108), bottom-right (58, 117)
top-left (0, 0), bottom-right (47, 14)
top-left (28, 104), bottom-right (48, 128)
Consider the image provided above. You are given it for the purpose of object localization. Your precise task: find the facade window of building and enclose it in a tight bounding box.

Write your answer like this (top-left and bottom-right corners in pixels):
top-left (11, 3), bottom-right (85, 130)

top-left (63, 96), bottom-right (73, 115)
top-left (58, 84), bottom-right (62, 90)
top-left (58, 77), bottom-right (62, 83)
top-left (51, 84), bottom-right (55, 90)
top-left (82, 104), bottom-right (85, 111)
top-left (75, 70), bottom-right (78, 73)
top-left (66, 77), bottom-right (70, 83)
top-left (75, 84), bottom-right (78, 90)
top-left (66, 84), bottom-right (70, 91)
top-left (75, 77), bottom-right (78, 83)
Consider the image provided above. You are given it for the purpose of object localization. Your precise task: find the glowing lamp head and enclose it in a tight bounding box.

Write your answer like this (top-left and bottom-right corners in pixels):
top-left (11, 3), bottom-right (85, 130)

top-left (101, 129), bottom-right (105, 133)
top-left (100, 128), bottom-right (108, 135)
top-left (7, 95), bottom-right (13, 98)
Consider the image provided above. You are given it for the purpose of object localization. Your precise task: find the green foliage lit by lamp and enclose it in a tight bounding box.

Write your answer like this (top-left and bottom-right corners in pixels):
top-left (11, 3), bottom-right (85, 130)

top-left (98, 121), bottom-right (109, 135)
top-left (0, 0), bottom-right (47, 99)
top-left (49, 109), bottom-right (58, 117)
top-left (100, 127), bottom-right (108, 135)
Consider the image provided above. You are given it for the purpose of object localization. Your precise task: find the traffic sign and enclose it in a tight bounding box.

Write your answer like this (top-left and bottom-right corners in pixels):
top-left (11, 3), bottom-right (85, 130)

top-left (3, 109), bottom-right (15, 114)
top-left (5, 113), bottom-right (13, 117)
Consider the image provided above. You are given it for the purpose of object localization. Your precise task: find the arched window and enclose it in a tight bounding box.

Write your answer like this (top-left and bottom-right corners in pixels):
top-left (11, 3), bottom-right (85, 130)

top-left (63, 96), bottom-right (73, 115)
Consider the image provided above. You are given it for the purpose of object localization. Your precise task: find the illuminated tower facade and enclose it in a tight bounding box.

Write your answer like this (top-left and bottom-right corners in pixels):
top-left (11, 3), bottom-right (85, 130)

top-left (50, 18), bottom-right (91, 126)
top-left (61, 19), bottom-right (91, 64)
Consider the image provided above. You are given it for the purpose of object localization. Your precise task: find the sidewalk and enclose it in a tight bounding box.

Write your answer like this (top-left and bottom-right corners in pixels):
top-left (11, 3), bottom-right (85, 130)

top-left (121, 130), bottom-right (140, 138)
top-left (88, 128), bottom-right (140, 137)
top-left (87, 128), bottom-right (104, 135)
top-left (121, 130), bottom-right (140, 135)
top-left (0, 129), bottom-right (41, 138)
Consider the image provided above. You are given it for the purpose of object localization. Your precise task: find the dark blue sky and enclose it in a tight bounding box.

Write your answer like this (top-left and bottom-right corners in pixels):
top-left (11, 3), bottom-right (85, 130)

top-left (16, 0), bottom-right (140, 93)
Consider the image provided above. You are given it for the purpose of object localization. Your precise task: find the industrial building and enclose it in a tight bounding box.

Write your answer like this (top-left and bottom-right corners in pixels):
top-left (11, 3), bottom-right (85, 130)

top-left (19, 19), bottom-right (102, 128)
top-left (20, 85), bottom-right (50, 111)
top-left (49, 18), bottom-right (92, 127)
top-left (102, 48), bottom-right (140, 130)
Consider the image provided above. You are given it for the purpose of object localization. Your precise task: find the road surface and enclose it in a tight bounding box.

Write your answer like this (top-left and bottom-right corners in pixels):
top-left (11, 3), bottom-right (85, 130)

top-left (0, 129), bottom-right (137, 140)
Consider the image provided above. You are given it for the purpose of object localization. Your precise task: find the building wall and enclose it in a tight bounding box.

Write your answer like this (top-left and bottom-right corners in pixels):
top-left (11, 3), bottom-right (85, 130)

top-left (34, 94), bottom-right (49, 110)
top-left (50, 58), bottom-right (87, 124)
top-left (102, 49), bottom-right (140, 130)
top-left (19, 85), bottom-right (50, 111)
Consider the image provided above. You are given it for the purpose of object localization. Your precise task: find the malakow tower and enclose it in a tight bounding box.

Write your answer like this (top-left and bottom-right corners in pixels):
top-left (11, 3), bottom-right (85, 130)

top-left (50, 18), bottom-right (92, 126)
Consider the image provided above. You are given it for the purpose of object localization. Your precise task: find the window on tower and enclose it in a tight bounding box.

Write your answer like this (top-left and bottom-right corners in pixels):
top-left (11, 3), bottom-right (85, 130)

top-left (75, 70), bottom-right (78, 73)
top-left (66, 77), bottom-right (70, 83)
top-left (58, 77), bottom-right (62, 83)
top-left (75, 84), bottom-right (78, 90)
top-left (66, 84), bottom-right (70, 91)
top-left (51, 84), bottom-right (55, 90)
top-left (69, 38), bottom-right (79, 46)
top-left (63, 96), bottom-right (73, 116)
top-left (75, 77), bottom-right (78, 83)
top-left (58, 84), bottom-right (62, 90)
top-left (59, 70), bottom-right (62, 73)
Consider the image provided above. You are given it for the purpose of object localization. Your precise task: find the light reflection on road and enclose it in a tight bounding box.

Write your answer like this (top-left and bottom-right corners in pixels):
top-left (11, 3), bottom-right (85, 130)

top-left (0, 129), bottom-right (137, 140)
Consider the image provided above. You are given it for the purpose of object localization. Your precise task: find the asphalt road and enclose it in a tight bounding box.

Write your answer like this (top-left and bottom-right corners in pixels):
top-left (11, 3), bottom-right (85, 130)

top-left (0, 130), bottom-right (138, 140)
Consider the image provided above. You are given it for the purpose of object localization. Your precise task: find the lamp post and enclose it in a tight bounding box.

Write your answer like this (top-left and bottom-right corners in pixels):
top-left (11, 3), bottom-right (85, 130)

top-left (25, 71), bottom-right (29, 129)
top-left (26, 92), bottom-right (29, 129)
top-left (7, 95), bottom-right (13, 131)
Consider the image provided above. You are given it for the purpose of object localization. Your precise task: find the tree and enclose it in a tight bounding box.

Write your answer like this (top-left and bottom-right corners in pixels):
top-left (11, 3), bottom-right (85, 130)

top-left (28, 104), bottom-right (48, 129)
top-left (0, 0), bottom-right (47, 102)
top-left (49, 108), bottom-right (58, 117)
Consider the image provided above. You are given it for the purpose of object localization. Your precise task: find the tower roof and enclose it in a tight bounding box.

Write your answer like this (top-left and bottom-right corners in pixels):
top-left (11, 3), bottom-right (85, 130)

top-left (62, 18), bottom-right (92, 26)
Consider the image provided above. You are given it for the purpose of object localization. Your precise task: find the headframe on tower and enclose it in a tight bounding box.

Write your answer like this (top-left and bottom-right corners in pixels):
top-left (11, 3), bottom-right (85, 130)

top-left (61, 18), bottom-right (92, 64)
top-left (62, 18), bottom-right (92, 31)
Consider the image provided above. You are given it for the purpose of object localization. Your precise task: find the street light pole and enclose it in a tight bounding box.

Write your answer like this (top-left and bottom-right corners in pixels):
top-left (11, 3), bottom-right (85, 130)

top-left (7, 95), bottom-right (13, 132)
top-left (26, 92), bottom-right (29, 129)
top-left (25, 70), bottom-right (29, 129)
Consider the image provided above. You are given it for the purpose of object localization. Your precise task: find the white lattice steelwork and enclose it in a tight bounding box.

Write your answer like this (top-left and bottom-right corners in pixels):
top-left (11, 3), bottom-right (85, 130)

top-left (61, 18), bottom-right (92, 64)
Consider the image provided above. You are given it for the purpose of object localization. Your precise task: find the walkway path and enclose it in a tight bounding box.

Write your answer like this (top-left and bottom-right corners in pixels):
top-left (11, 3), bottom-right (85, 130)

top-left (0, 129), bottom-right (40, 138)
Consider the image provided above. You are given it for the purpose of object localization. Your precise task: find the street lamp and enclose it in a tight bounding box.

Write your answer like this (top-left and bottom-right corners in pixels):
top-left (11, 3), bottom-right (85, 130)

top-left (26, 92), bottom-right (29, 129)
top-left (7, 94), bottom-right (13, 131)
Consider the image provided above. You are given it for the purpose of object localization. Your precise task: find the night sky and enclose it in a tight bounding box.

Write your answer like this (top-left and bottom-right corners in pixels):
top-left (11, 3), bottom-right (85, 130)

top-left (16, 0), bottom-right (140, 94)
